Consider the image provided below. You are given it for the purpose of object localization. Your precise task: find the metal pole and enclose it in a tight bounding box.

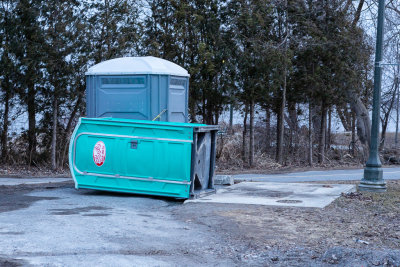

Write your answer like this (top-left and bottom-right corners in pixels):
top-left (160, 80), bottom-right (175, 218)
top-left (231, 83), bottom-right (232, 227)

top-left (229, 103), bottom-right (233, 129)
top-left (359, 0), bottom-right (386, 192)
top-left (396, 75), bottom-right (399, 146)
top-left (395, 45), bottom-right (400, 146)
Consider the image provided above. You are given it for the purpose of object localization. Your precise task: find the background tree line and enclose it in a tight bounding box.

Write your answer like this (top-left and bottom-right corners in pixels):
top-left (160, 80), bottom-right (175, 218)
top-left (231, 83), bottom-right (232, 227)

top-left (0, 0), bottom-right (399, 170)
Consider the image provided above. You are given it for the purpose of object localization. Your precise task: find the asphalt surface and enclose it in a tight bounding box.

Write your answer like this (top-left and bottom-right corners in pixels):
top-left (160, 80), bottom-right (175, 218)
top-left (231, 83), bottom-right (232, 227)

top-left (0, 168), bottom-right (399, 266)
top-left (0, 185), bottom-right (236, 267)
top-left (232, 166), bottom-right (400, 182)
top-left (0, 177), bottom-right (70, 186)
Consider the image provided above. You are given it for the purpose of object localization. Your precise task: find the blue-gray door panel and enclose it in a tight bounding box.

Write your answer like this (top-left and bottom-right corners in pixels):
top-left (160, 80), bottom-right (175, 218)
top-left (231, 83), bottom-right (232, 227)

top-left (168, 76), bottom-right (188, 123)
top-left (95, 76), bottom-right (149, 119)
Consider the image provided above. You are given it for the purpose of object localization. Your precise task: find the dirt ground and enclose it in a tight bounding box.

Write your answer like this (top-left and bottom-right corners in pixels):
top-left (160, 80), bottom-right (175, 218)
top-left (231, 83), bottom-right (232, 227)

top-left (173, 180), bottom-right (400, 266)
top-left (0, 180), bottom-right (399, 266)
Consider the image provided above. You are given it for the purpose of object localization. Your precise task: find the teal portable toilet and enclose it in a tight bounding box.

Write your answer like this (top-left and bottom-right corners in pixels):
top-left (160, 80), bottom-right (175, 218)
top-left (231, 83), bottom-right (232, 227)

top-left (69, 117), bottom-right (218, 199)
top-left (71, 57), bottom-right (217, 199)
top-left (85, 56), bottom-right (190, 122)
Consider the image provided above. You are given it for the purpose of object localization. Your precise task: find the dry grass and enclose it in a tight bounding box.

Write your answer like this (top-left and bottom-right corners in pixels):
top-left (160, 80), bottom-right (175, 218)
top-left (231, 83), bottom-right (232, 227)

top-left (216, 126), bottom-right (400, 173)
top-left (216, 131), bottom-right (282, 172)
top-left (216, 127), bottom-right (368, 172)
top-left (211, 180), bottom-right (400, 251)
top-left (0, 165), bottom-right (70, 178)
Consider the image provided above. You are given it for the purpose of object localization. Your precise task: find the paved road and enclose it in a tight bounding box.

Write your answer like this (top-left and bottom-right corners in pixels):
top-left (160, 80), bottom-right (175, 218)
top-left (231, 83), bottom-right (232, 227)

top-left (1, 167), bottom-right (399, 187)
top-left (0, 185), bottom-right (235, 266)
top-left (233, 167), bottom-right (400, 182)
top-left (0, 177), bottom-right (70, 186)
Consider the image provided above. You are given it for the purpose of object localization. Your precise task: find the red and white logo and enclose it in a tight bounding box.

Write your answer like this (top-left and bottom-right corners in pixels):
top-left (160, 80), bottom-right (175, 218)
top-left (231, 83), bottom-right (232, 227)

top-left (93, 141), bottom-right (106, 167)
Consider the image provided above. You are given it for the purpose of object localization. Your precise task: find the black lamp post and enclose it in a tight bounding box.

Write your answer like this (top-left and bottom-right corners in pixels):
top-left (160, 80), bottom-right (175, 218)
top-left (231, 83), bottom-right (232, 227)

top-left (359, 0), bottom-right (387, 192)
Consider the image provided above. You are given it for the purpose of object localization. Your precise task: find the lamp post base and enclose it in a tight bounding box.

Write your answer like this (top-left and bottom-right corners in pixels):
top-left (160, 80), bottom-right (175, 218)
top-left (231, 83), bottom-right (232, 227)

top-left (359, 166), bottom-right (386, 192)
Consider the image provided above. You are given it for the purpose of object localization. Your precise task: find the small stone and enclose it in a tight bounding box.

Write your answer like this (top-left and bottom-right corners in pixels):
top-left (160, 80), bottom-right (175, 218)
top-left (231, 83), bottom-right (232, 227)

top-left (271, 256), bottom-right (279, 262)
top-left (356, 239), bottom-right (370, 245)
top-left (214, 175), bottom-right (234, 185)
top-left (343, 153), bottom-right (353, 159)
top-left (372, 260), bottom-right (381, 266)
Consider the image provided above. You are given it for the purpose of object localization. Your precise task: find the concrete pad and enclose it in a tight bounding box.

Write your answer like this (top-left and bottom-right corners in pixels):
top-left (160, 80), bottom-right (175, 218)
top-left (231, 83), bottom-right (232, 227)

top-left (186, 182), bottom-right (355, 208)
top-left (0, 177), bottom-right (71, 186)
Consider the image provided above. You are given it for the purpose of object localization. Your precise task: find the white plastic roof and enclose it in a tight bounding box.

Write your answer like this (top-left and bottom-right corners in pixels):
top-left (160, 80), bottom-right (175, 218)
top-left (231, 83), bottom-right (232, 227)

top-left (85, 56), bottom-right (190, 77)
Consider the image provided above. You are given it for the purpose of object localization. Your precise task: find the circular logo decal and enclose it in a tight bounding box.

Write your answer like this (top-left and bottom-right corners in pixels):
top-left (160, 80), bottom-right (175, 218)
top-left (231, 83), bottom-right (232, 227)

top-left (93, 141), bottom-right (106, 167)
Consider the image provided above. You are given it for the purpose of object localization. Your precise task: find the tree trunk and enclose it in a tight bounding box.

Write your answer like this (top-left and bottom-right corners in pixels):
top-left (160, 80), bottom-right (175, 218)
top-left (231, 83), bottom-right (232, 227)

top-left (285, 102), bottom-right (298, 154)
top-left (352, 0), bottom-right (365, 26)
top-left (214, 111), bottom-right (219, 125)
top-left (380, 121), bottom-right (388, 152)
top-left (51, 97), bottom-right (58, 171)
top-left (318, 101), bottom-right (327, 164)
top-left (326, 108), bottom-right (331, 149)
top-left (276, 101), bottom-right (284, 164)
top-left (308, 102), bottom-right (313, 167)
top-left (351, 112), bottom-right (356, 156)
top-left (189, 100), bottom-right (197, 123)
top-left (336, 106), bottom-right (351, 132)
top-left (249, 99), bottom-right (254, 167)
top-left (276, 0), bottom-right (288, 165)
top-left (242, 104), bottom-right (248, 163)
top-left (1, 88), bottom-right (10, 162)
top-left (348, 93), bottom-right (371, 147)
top-left (311, 105), bottom-right (321, 140)
top-left (27, 82), bottom-right (37, 165)
top-left (276, 63), bottom-right (287, 164)
top-left (208, 108), bottom-right (213, 125)
top-left (202, 94), bottom-right (206, 124)
top-left (229, 103), bottom-right (233, 130)
top-left (265, 108), bottom-right (271, 151)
